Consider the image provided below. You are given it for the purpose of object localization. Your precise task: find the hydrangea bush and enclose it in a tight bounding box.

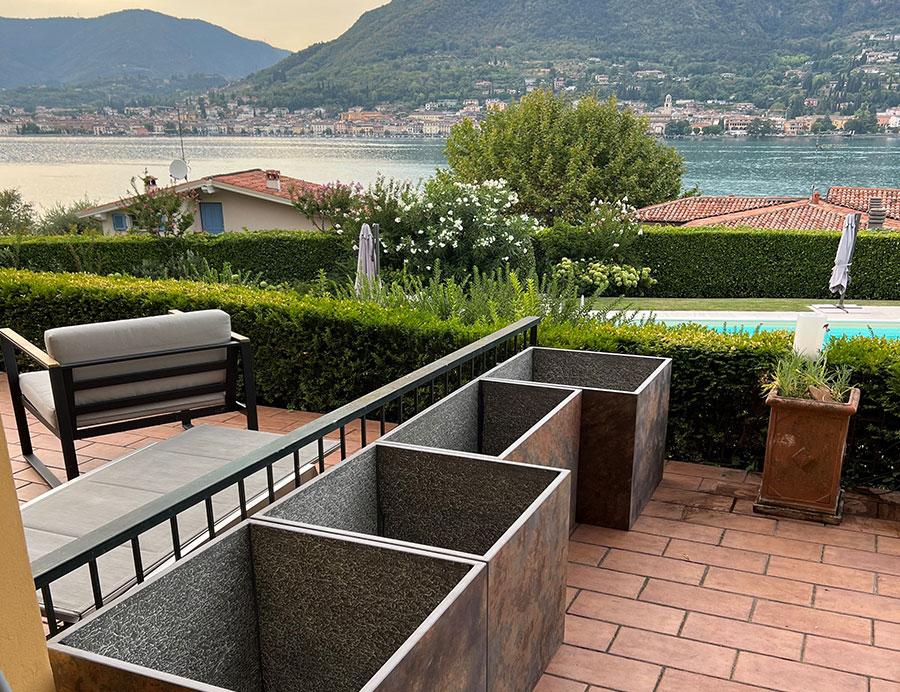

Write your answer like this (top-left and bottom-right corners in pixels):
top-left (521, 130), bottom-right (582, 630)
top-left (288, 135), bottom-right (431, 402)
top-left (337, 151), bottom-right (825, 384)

top-left (553, 257), bottom-right (656, 296)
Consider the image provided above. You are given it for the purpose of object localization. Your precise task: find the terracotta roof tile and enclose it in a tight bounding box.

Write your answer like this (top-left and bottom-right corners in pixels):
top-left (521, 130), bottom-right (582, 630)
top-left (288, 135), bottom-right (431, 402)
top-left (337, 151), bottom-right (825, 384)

top-left (826, 186), bottom-right (900, 220)
top-left (637, 196), bottom-right (801, 224)
top-left (715, 203), bottom-right (850, 230)
top-left (211, 169), bottom-right (321, 202)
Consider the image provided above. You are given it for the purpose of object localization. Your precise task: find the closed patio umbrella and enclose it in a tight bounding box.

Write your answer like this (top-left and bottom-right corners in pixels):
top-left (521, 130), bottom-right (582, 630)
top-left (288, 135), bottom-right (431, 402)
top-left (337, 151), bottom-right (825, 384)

top-left (355, 223), bottom-right (378, 294)
top-left (829, 212), bottom-right (860, 309)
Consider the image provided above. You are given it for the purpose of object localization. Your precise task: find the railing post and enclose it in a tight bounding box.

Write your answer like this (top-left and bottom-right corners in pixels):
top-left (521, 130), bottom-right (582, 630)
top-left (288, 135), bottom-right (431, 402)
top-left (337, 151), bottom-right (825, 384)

top-left (529, 322), bottom-right (539, 347)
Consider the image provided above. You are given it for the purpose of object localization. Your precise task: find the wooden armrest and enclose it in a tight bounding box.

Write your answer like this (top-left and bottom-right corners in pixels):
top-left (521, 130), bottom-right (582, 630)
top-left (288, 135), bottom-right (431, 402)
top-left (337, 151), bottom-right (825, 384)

top-left (0, 328), bottom-right (59, 368)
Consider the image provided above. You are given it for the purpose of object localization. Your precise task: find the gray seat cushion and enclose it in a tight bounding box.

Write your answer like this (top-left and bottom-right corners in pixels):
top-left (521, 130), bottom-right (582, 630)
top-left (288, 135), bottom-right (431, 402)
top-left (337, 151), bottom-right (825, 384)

top-left (19, 370), bottom-right (225, 428)
top-left (30, 310), bottom-right (233, 429)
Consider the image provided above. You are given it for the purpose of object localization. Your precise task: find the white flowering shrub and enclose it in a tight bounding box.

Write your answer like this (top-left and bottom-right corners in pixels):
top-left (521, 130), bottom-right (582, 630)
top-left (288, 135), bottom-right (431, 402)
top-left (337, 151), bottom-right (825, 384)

top-left (379, 171), bottom-right (538, 277)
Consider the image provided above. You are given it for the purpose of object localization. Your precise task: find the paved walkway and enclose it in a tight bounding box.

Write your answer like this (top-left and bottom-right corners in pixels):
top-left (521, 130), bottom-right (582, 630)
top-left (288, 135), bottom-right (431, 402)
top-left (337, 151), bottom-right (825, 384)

top-left (4, 382), bottom-right (899, 691)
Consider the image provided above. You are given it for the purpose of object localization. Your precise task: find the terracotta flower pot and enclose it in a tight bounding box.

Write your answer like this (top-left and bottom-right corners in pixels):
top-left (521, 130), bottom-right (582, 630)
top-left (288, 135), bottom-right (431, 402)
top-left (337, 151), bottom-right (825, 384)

top-left (754, 388), bottom-right (860, 524)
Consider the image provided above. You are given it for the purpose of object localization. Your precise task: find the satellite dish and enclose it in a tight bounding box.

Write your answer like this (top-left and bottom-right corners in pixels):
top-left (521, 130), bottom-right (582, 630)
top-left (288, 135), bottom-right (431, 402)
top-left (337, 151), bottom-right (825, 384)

top-left (169, 159), bottom-right (189, 181)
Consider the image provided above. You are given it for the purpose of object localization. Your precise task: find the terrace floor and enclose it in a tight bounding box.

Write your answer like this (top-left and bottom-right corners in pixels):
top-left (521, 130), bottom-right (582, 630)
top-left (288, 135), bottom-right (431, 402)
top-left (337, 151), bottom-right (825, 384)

top-left (4, 382), bottom-right (900, 691)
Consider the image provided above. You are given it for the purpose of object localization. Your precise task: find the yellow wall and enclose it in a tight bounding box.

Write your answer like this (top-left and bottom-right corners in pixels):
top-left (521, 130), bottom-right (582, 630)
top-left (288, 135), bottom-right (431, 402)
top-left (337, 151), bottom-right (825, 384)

top-left (190, 189), bottom-right (319, 232)
top-left (0, 425), bottom-right (56, 692)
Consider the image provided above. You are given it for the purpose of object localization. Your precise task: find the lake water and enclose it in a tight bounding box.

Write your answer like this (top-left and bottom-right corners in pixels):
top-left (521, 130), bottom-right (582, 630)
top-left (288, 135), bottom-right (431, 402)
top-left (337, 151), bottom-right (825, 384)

top-left (1, 135), bottom-right (898, 209)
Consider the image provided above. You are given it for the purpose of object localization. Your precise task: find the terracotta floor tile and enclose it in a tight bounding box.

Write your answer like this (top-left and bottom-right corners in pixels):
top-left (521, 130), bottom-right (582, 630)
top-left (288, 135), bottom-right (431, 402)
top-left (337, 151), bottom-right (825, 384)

top-left (659, 474), bottom-right (703, 491)
top-left (703, 567), bottom-right (813, 605)
top-left (656, 669), bottom-right (768, 692)
top-left (568, 541), bottom-right (606, 567)
top-left (875, 621), bottom-right (900, 650)
top-left (15, 482), bottom-right (47, 502)
top-left (880, 536), bottom-right (900, 556)
top-left (722, 529), bottom-right (824, 561)
top-left (563, 614), bottom-right (617, 652)
top-left (631, 515), bottom-right (723, 544)
top-left (546, 645), bottom-right (661, 692)
top-left (681, 612), bottom-right (804, 659)
top-left (664, 538), bottom-right (768, 574)
top-left (752, 599), bottom-right (872, 644)
top-left (571, 525), bottom-right (669, 555)
top-left (697, 478), bottom-right (761, 500)
top-left (681, 507), bottom-right (777, 535)
top-left (533, 674), bottom-right (588, 692)
top-left (639, 579), bottom-right (754, 620)
top-left (566, 563), bottom-right (646, 599)
top-left (775, 520), bottom-right (877, 551)
top-left (815, 586), bottom-right (900, 623)
top-left (666, 460), bottom-right (749, 481)
top-left (609, 627), bottom-right (736, 678)
top-left (639, 500), bottom-right (686, 520)
top-left (766, 555), bottom-right (876, 592)
top-left (568, 591), bottom-right (685, 635)
top-left (880, 575), bottom-right (900, 598)
top-left (651, 486), bottom-right (735, 511)
top-left (803, 635), bottom-right (900, 680)
top-left (733, 652), bottom-right (868, 692)
top-left (600, 549), bottom-right (706, 585)
top-left (841, 515), bottom-right (900, 538)
top-left (871, 679), bottom-right (900, 692)
top-left (824, 545), bottom-right (900, 577)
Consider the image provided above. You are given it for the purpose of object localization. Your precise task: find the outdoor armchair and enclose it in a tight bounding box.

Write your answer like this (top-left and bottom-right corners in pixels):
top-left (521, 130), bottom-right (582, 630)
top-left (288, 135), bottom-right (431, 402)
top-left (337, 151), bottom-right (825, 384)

top-left (1, 309), bottom-right (258, 486)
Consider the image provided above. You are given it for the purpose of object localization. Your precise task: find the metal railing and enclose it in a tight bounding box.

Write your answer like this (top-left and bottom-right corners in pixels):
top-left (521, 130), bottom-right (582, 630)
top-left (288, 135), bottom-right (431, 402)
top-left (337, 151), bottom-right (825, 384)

top-left (33, 316), bottom-right (539, 635)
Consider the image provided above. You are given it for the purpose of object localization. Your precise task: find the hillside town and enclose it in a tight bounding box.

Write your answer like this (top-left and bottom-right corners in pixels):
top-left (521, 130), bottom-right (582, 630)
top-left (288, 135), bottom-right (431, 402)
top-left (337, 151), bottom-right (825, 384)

top-left (2, 95), bottom-right (900, 139)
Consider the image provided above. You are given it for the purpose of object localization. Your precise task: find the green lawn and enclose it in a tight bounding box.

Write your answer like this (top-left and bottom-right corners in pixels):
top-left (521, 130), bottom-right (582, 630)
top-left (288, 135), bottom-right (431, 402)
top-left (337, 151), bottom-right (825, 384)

top-left (619, 298), bottom-right (900, 311)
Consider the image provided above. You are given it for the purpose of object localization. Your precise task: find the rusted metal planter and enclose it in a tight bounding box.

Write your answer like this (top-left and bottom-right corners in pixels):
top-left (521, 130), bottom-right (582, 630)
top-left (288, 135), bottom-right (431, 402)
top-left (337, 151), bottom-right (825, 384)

top-left (754, 388), bottom-right (861, 524)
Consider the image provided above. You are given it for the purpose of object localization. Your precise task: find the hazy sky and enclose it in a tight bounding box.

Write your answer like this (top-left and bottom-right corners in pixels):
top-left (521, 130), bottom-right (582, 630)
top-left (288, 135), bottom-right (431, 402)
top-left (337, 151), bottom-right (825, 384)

top-left (0, 1), bottom-right (388, 51)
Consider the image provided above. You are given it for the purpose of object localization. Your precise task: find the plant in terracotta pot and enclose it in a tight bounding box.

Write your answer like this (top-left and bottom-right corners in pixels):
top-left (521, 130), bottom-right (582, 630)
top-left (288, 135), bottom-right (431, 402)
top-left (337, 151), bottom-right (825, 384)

top-left (754, 352), bottom-right (860, 524)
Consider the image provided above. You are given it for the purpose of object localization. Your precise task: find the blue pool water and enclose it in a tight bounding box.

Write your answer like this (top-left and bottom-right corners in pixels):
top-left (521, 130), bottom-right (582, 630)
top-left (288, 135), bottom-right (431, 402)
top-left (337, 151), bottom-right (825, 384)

top-left (658, 320), bottom-right (900, 342)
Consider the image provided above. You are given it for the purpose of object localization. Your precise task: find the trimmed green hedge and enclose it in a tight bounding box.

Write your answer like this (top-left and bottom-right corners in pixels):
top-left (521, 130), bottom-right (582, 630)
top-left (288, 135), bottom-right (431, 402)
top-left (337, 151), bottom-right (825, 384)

top-left (0, 231), bottom-right (355, 284)
top-left (0, 270), bottom-right (477, 413)
top-left (0, 270), bottom-right (896, 488)
top-left (534, 225), bottom-right (900, 299)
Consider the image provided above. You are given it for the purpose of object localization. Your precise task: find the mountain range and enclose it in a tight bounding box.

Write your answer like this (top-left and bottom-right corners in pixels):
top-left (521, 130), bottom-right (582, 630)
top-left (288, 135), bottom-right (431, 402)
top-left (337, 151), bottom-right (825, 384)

top-left (0, 10), bottom-right (289, 89)
top-left (240, 0), bottom-right (900, 108)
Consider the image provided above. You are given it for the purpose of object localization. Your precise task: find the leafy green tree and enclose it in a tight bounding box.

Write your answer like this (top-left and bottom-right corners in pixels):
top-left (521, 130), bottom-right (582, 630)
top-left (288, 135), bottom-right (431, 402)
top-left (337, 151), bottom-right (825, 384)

top-left (122, 178), bottom-right (195, 237)
top-left (747, 119), bottom-right (776, 136)
top-left (37, 199), bottom-right (102, 235)
top-left (810, 116), bottom-right (836, 133)
top-left (843, 108), bottom-right (879, 134)
top-left (445, 91), bottom-right (684, 222)
top-left (664, 120), bottom-right (692, 137)
top-left (0, 189), bottom-right (35, 235)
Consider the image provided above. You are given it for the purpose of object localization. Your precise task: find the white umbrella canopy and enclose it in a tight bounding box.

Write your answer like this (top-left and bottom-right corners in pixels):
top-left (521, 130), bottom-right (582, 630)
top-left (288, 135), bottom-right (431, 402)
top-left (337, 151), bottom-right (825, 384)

top-left (355, 223), bottom-right (378, 294)
top-left (829, 213), bottom-right (860, 306)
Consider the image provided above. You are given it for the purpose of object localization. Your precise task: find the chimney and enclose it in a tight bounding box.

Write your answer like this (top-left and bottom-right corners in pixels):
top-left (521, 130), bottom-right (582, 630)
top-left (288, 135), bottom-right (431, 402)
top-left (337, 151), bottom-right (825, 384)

top-left (265, 169), bottom-right (281, 192)
top-left (144, 175), bottom-right (158, 193)
top-left (811, 191), bottom-right (821, 204)
top-left (867, 196), bottom-right (886, 230)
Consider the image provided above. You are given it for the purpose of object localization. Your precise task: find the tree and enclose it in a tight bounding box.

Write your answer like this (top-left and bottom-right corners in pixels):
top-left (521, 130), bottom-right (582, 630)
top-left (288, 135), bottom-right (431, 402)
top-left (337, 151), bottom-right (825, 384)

top-left (0, 189), bottom-right (35, 235)
top-left (810, 116), bottom-right (836, 133)
top-left (122, 178), bottom-right (195, 237)
top-left (747, 119), bottom-right (776, 136)
top-left (36, 199), bottom-right (102, 235)
top-left (445, 91), bottom-right (684, 222)
top-left (843, 108), bottom-right (878, 134)
top-left (664, 120), bottom-right (692, 137)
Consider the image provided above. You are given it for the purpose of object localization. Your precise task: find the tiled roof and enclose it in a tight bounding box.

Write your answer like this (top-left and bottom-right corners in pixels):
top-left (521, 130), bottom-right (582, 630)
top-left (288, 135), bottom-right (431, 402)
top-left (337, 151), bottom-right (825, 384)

top-left (827, 186), bottom-right (900, 220)
top-left (637, 196), bottom-right (801, 223)
top-left (211, 169), bottom-right (321, 202)
top-left (714, 202), bottom-right (851, 231)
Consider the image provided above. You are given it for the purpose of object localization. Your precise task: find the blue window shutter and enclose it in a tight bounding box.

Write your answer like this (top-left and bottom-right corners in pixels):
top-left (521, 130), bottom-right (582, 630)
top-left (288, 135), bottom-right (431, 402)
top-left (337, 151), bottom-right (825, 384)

top-left (199, 203), bottom-right (225, 234)
top-left (112, 213), bottom-right (127, 231)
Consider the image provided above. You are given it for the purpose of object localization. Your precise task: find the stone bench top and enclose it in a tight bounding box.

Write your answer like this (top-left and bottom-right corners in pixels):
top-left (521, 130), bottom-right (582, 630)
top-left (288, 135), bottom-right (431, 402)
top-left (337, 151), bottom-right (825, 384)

top-left (23, 425), bottom-right (338, 621)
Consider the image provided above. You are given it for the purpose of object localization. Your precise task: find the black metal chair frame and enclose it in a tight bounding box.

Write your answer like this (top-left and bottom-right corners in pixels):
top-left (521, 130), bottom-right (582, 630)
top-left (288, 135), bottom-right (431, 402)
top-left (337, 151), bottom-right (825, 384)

top-left (1, 316), bottom-right (258, 488)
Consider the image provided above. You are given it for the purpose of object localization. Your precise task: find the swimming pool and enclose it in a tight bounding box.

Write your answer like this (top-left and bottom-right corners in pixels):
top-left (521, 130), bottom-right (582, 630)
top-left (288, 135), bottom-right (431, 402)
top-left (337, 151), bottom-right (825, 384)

top-left (657, 319), bottom-right (900, 342)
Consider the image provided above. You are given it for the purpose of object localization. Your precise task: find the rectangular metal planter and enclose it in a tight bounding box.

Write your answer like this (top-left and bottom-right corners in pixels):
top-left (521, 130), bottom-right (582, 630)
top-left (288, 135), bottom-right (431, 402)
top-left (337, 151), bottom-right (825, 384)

top-left (49, 520), bottom-right (488, 692)
top-left (385, 377), bottom-right (581, 528)
top-left (260, 442), bottom-right (570, 692)
top-left (485, 347), bottom-right (672, 529)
